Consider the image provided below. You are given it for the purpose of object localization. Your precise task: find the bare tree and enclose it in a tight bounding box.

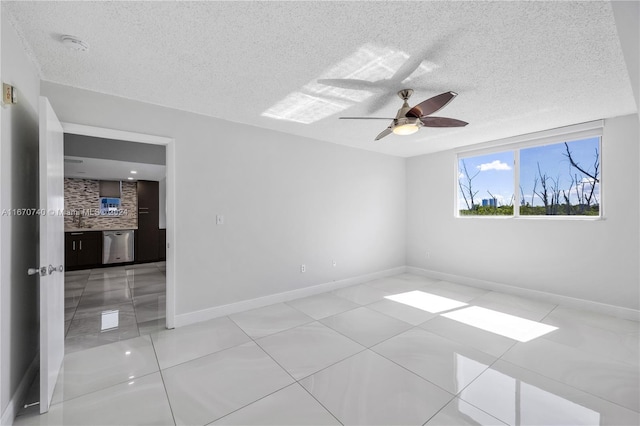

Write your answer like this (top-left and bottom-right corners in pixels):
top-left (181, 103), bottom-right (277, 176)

top-left (519, 185), bottom-right (526, 206)
top-left (534, 162), bottom-right (551, 214)
top-left (459, 160), bottom-right (479, 210)
top-left (550, 176), bottom-right (561, 215)
top-left (562, 176), bottom-right (575, 215)
top-left (564, 142), bottom-right (600, 211)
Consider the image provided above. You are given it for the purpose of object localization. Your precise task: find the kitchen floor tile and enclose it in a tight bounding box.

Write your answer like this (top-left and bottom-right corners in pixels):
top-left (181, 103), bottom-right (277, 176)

top-left (75, 287), bottom-right (132, 309)
top-left (372, 328), bottom-right (497, 394)
top-left (162, 342), bottom-right (294, 426)
top-left (460, 360), bottom-right (640, 426)
top-left (88, 267), bottom-right (127, 281)
top-left (53, 336), bottom-right (158, 403)
top-left (256, 321), bottom-right (364, 379)
top-left (137, 318), bottom-right (167, 335)
top-left (320, 306), bottom-right (412, 347)
top-left (229, 303), bottom-right (314, 339)
top-left (82, 277), bottom-right (129, 294)
top-left (211, 383), bottom-right (340, 425)
top-left (152, 316), bottom-right (251, 369)
top-left (66, 307), bottom-right (138, 338)
top-left (132, 293), bottom-right (166, 322)
top-left (300, 350), bottom-right (454, 425)
top-left (286, 292), bottom-right (359, 320)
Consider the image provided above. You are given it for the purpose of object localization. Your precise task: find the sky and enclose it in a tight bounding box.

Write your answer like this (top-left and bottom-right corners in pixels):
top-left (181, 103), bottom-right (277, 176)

top-left (458, 136), bottom-right (600, 209)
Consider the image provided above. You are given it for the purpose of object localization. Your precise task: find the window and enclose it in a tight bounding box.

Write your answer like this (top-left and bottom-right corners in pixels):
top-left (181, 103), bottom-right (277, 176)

top-left (457, 125), bottom-right (602, 218)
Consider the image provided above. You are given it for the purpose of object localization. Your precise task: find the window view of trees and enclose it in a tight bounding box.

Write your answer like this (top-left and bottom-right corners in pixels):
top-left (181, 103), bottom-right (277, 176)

top-left (458, 136), bottom-right (601, 217)
top-left (520, 137), bottom-right (600, 216)
top-left (458, 152), bottom-right (514, 216)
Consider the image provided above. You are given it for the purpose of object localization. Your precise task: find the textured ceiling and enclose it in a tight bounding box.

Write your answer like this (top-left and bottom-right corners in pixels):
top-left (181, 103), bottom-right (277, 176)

top-left (3, 1), bottom-right (636, 157)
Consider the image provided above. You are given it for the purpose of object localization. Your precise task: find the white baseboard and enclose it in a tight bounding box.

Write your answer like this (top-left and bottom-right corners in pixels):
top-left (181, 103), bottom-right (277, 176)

top-left (175, 266), bottom-right (407, 327)
top-left (1, 354), bottom-right (38, 426)
top-left (407, 266), bottom-right (640, 321)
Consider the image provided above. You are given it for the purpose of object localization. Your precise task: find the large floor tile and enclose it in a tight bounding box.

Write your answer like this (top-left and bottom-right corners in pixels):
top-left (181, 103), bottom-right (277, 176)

top-left (152, 316), bottom-right (251, 369)
top-left (320, 306), bottom-right (412, 347)
top-left (469, 291), bottom-right (557, 320)
top-left (229, 303), bottom-right (313, 339)
top-left (88, 267), bottom-right (127, 281)
top-left (501, 337), bottom-right (639, 411)
top-left (367, 297), bottom-right (438, 325)
top-left (129, 281), bottom-right (166, 298)
top-left (372, 328), bottom-right (497, 394)
top-left (541, 312), bottom-right (639, 367)
top-left (14, 373), bottom-right (174, 426)
top-left (64, 328), bottom-right (140, 354)
top-left (162, 342), bottom-right (293, 426)
top-left (53, 336), bottom-right (158, 403)
top-left (211, 383), bottom-right (340, 425)
top-left (127, 272), bottom-right (166, 289)
top-left (66, 306), bottom-right (138, 338)
top-left (82, 277), bottom-right (129, 294)
top-left (420, 281), bottom-right (489, 302)
top-left (286, 292), bottom-right (359, 320)
top-left (425, 397), bottom-right (507, 425)
top-left (460, 360), bottom-right (640, 426)
top-left (419, 316), bottom-right (517, 358)
top-left (332, 284), bottom-right (391, 305)
top-left (364, 276), bottom-right (430, 293)
top-left (544, 305), bottom-right (639, 335)
top-left (300, 350), bottom-right (454, 425)
top-left (75, 287), bottom-right (132, 309)
top-left (133, 293), bottom-right (166, 322)
top-left (256, 321), bottom-right (364, 380)
top-left (137, 318), bottom-right (167, 335)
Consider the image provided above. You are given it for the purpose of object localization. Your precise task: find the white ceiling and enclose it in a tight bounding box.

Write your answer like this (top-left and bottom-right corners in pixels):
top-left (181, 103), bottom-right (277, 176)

top-left (64, 156), bottom-right (166, 182)
top-left (4, 1), bottom-right (637, 157)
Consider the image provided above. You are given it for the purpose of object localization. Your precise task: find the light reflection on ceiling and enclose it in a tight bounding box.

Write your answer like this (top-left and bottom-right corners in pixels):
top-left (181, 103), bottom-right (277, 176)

top-left (262, 43), bottom-right (438, 124)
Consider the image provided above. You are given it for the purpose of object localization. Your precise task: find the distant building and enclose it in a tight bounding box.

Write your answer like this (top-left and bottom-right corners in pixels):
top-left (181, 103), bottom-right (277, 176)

top-left (482, 198), bottom-right (497, 207)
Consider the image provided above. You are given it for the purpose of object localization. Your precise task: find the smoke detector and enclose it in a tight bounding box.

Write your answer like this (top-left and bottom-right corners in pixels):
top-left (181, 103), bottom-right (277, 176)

top-left (61, 35), bottom-right (89, 52)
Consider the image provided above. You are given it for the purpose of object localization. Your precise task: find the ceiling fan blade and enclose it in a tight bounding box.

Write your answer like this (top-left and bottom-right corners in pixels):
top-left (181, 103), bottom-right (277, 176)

top-left (375, 127), bottom-right (393, 141)
top-left (420, 116), bottom-right (468, 127)
top-left (339, 117), bottom-right (394, 120)
top-left (406, 91), bottom-right (457, 118)
top-left (317, 79), bottom-right (380, 91)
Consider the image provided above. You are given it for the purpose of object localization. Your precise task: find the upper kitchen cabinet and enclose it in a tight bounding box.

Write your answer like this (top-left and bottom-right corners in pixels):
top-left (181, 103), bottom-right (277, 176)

top-left (136, 180), bottom-right (160, 262)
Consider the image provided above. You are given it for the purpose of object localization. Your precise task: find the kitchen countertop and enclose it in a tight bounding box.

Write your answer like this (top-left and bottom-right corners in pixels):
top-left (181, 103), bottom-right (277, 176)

top-left (65, 227), bottom-right (137, 232)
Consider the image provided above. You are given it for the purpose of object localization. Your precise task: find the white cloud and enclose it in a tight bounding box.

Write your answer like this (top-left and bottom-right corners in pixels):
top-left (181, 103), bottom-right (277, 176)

top-left (477, 160), bottom-right (512, 172)
top-left (458, 172), bottom-right (465, 180)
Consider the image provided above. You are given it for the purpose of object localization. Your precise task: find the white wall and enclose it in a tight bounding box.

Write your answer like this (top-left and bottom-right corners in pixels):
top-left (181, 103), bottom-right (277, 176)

top-left (41, 82), bottom-right (406, 317)
top-left (406, 114), bottom-right (639, 312)
top-left (0, 10), bottom-right (41, 421)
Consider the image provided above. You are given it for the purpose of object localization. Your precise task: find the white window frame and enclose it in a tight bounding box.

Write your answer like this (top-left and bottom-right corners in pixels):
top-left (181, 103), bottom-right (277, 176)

top-left (455, 120), bottom-right (604, 219)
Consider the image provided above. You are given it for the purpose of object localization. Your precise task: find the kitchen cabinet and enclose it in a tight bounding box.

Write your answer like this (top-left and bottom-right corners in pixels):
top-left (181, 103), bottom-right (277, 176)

top-left (65, 231), bottom-right (102, 270)
top-left (135, 180), bottom-right (160, 263)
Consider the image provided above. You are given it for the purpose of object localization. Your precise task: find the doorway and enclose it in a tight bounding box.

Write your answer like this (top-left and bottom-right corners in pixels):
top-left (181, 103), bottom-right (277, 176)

top-left (60, 123), bottom-right (175, 353)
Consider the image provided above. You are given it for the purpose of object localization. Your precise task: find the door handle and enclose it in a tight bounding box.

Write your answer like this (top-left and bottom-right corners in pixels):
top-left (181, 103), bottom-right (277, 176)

top-left (72, 241), bottom-right (76, 250)
top-left (27, 267), bottom-right (47, 277)
top-left (79, 240), bottom-right (82, 250)
top-left (48, 264), bottom-right (63, 275)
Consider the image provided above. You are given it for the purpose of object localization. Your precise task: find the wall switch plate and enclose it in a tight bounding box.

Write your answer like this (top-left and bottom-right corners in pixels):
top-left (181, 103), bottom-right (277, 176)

top-left (300, 264), bottom-right (306, 273)
top-left (3, 83), bottom-right (16, 105)
top-left (216, 215), bottom-right (224, 225)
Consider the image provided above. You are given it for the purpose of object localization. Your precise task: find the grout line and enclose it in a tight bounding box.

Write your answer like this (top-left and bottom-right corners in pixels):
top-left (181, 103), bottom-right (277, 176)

top-left (150, 336), bottom-right (178, 426)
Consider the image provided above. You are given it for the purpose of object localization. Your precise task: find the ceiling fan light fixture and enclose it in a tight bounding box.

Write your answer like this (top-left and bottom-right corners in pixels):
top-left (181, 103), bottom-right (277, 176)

top-left (393, 123), bottom-right (420, 136)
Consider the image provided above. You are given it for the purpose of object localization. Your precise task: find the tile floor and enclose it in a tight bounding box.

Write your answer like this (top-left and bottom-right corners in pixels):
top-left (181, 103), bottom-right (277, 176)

top-left (14, 273), bottom-right (640, 425)
top-left (63, 262), bottom-right (167, 354)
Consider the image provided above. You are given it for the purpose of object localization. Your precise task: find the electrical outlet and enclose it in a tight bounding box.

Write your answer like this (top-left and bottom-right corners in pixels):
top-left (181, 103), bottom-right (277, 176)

top-left (300, 264), bottom-right (306, 273)
top-left (332, 260), bottom-right (337, 267)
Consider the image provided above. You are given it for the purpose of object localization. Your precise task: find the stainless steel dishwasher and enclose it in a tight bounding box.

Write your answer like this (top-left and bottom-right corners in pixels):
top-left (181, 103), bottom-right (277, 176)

top-left (102, 230), bottom-right (135, 264)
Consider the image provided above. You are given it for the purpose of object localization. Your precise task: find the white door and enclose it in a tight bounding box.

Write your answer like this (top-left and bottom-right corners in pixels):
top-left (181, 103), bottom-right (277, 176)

top-left (38, 97), bottom-right (65, 413)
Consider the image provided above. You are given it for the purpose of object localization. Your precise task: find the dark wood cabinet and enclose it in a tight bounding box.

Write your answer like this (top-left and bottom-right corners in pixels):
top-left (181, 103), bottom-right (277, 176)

top-left (158, 229), bottom-right (166, 261)
top-left (65, 231), bottom-right (101, 270)
top-left (135, 180), bottom-right (160, 263)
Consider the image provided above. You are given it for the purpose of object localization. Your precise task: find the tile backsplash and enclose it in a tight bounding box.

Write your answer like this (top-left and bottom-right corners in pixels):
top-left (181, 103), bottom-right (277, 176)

top-left (64, 178), bottom-right (137, 230)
